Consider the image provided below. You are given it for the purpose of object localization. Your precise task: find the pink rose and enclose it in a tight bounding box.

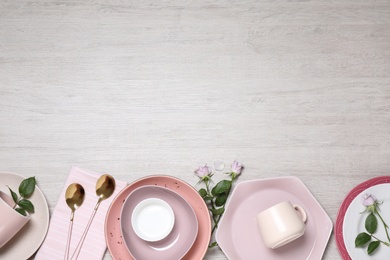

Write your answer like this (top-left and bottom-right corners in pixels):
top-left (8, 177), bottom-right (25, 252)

top-left (194, 165), bottom-right (211, 178)
top-left (231, 160), bottom-right (243, 175)
top-left (362, 194), bottom-right (377, 207)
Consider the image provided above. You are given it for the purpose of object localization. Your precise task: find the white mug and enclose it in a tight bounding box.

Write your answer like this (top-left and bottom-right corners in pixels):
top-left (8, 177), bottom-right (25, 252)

top-left (256, 201), bottom-right (307, 249)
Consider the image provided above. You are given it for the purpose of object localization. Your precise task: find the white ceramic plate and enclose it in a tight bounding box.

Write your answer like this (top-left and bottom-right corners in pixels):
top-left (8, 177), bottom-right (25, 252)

top-left (216, 176), bottom-right (333, 260)
top-left (343, 183), bottom-right (390, 259)
top-left (0, 172), bottom-right (50, 260)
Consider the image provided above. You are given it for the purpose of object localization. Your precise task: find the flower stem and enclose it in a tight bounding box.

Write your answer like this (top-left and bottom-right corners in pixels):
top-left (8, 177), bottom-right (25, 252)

top-left (12, 196), bottom-right (21, 209)
top-left (371, 234), bottom-right (390, 247)
top-left (375, 208), bottom-right (390, 243)
top-left (203, 179), bottom-right (219, 230)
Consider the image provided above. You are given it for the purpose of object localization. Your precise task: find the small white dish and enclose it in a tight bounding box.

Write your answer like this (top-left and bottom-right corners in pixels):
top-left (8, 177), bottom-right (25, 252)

top-left (131, 198), bottom-right (175, 242)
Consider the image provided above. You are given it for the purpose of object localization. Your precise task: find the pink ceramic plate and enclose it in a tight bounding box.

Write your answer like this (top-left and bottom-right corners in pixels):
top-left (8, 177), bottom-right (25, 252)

top-left (335, 176), bottom-right (390, 260)
top-left (104, 175), bottom-right (211, 260)
top-left (216, 176), bottom-right (332, 259)
top-left (120, 186), bottom-right (198, 259)
top-left (0, 172), bottom-right (50, 260)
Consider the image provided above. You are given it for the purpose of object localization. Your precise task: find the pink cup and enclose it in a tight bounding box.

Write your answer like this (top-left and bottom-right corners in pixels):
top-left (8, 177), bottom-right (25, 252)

top-left (0, 191), bottom-right (31, 248)
top-left (256, 201), bottom-right (307, 249)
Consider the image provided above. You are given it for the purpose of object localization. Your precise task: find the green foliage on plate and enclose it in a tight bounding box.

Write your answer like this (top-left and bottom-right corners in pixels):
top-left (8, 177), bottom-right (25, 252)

top-left (355, 194), bottom-right (390, 255)
top-left (7, 177), bottom-right (36, 216)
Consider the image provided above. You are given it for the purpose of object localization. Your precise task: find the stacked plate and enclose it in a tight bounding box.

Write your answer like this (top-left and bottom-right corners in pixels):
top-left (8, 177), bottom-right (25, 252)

top-left (336, 176), bottom-right (390, 260)
top-left (104, 175), bottom-right (211, 260)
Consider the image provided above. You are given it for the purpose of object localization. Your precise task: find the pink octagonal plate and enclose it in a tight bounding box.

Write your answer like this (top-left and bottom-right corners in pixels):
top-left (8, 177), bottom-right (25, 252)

top-left (216, 176), bottom-right (332, 260)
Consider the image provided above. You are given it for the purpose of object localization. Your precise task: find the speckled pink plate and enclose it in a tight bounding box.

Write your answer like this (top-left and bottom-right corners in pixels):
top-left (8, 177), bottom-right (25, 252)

top-left (104, 175), bottom-right (211, 260)
top-left (120, 185), bottom-right (198, 259)
top-left (216, 176), bottom-right (332, 259)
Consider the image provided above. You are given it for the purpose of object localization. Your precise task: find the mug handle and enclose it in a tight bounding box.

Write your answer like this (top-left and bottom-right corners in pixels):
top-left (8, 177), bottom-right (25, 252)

top-left (293, 205), bottom-right (307, 222)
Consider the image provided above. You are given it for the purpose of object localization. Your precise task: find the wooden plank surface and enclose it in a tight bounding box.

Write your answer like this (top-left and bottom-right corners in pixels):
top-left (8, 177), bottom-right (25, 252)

top-left (0, 0), bottom-right (389, 259)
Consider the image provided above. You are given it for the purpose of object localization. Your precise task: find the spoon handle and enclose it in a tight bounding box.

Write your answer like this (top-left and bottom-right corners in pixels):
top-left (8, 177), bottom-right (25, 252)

top-left (64, 212), bottom-right (74, 260)
top-left (70, 201), bottom-right (101, 260)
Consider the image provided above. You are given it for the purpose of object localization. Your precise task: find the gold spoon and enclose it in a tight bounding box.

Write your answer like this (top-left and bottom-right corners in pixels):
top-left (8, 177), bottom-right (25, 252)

top-left (64, 183), bottom-right (85, 260)
top-left (71, 174), bottom-right (116, 260)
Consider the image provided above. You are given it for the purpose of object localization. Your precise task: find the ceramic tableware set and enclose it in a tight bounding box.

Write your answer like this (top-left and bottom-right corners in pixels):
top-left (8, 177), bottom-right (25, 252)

top-left (1, 170), bottom-right (389, 259)
top-left (102, 175), bottom-right (336, 259)
top-left (104, 175), bottom-right (212, 260)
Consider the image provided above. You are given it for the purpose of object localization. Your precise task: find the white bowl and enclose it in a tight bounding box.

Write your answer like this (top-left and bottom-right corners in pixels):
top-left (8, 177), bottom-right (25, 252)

top-left (131, 198), bottom-right (175, 242)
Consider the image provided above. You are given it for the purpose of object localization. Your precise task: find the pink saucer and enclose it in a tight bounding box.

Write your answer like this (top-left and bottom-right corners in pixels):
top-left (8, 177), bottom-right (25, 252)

top-left (104, 175), bottom-right (211, 260)
top-left (120, 185), bottom-right (198, 259)
top-left (216, 176), bottom-right (332, 259)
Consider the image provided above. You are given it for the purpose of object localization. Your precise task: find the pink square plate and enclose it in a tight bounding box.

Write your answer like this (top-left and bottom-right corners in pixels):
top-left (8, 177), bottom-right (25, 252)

top-left (216, 176), bottom-right (332, 259)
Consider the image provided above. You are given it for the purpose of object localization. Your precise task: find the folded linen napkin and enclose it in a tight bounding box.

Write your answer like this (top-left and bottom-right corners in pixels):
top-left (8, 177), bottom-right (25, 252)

top-left (36, 166), bottom-right (127, 260)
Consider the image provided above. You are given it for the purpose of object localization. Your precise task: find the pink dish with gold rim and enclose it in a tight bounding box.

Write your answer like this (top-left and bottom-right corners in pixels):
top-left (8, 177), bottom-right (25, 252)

top-left (104, 175), bottom-right (211, 260)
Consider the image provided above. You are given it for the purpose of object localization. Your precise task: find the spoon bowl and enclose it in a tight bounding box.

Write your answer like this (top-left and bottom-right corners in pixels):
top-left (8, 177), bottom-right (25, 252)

top-left (71, 174), bottom-right (116, 260)
top-left (65, 184), bottom-right (85, 212)
top-left (96, 174), bottom-right (116, 203)
top-left (64, 183), bottom-right (85, 260)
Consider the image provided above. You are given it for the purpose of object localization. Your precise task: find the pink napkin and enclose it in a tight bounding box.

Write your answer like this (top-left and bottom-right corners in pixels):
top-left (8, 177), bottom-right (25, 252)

top-left (36, 166), bottom-right (127, 260)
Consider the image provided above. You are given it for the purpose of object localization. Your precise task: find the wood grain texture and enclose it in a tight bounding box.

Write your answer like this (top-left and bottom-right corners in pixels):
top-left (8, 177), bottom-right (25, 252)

top-left (0, 0), bottom-right (389, 259)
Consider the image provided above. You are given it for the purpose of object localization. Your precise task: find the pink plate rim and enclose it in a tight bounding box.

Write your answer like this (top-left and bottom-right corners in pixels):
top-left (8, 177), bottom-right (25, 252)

top-left (104, 174), bottom-right (211, 260)
top-left (335, 176), bottom-right (390, 259)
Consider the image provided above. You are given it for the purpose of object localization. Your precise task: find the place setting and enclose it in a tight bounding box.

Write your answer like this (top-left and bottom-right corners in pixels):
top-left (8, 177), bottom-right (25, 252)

top-left (215, 176), bottom-right (333, 260)
top-left (0, 172), bottom-right (50, 260)
top-left (5, 162), bottom-right (390, 260)
top-left (336, 176), bottom-right (390, 260)
top-left (104, 174), bottom-right (211, 260)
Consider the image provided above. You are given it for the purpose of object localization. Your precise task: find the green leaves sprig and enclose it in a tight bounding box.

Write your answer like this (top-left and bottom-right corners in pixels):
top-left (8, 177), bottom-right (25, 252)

top-left (199, 177), bottom-right (235, 248)
top-left (355, 197), bottom-right (390, 255)
top-left (7, 177), bottom-right (36, 216)
top-left (195, 161), bottom-right (243, 248)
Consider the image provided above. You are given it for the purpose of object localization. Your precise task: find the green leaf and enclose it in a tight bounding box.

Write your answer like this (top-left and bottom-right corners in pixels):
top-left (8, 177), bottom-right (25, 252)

top-left (19, 177), bottom-right (36, 198)
top-left (365, 213), bottom-right (378, 234)
top-left (211, 180), bottom-right (231, 196)
top-left (367, 241), bottom-right (380, 255)
top-left (18, 199), bottom-right (34, 213)
top-left (198, 188), bottom-right (207, 198)
top-left (209, 241), bottom-right (218, 248)
top-left (7, 186), bottom-right (18, 203)
top-left (355, 232), bottom-right (371, 247)
top-left (210, 207), bottom-right (225, 216)
top-left (203, 195), bottom-right (213, 201)
top-left (15, 207), bottom-right (27, 216)
top-left (215, 193), bottom-right (228, 207)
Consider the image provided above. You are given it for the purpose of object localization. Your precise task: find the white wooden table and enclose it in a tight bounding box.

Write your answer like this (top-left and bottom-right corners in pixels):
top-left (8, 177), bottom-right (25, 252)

top-left (0, 0), bottom-right (389, 259)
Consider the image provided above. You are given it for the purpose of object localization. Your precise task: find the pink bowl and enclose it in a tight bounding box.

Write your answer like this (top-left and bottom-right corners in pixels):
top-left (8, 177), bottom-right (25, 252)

top-left (104, 175), bottom-right (211, 260)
